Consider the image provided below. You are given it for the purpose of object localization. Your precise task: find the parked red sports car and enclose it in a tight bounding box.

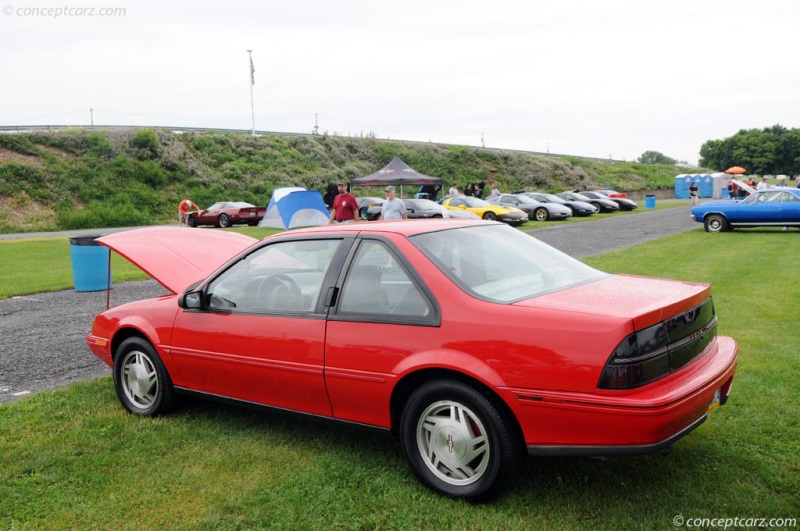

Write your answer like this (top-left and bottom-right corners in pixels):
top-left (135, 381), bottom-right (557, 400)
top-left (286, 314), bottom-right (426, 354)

top-left (87, 222), bottom-right (737, 500)
top-left (187, 201), bottom-right (265, 228)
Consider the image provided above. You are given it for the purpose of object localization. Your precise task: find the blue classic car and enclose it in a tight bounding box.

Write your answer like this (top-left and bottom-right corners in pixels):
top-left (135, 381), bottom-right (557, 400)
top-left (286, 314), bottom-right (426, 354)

top-left (691, 185), bottom-right (800, 232)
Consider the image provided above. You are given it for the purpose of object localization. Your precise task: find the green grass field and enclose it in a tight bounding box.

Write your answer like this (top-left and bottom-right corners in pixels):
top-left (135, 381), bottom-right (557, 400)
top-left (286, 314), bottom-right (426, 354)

top-left (1, 224), bottom-right (798, 529)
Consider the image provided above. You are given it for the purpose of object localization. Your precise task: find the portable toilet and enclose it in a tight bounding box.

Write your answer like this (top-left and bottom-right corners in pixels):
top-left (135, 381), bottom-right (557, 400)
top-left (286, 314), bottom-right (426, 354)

top-left (711, 173), bottom-right (730, 198)
top-left (697, 174), bottom-right (713, 198)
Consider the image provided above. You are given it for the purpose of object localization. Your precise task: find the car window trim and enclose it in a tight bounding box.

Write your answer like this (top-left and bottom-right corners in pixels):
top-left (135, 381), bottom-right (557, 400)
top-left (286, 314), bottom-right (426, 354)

top-left (328, 234), bottom-right (441, 327)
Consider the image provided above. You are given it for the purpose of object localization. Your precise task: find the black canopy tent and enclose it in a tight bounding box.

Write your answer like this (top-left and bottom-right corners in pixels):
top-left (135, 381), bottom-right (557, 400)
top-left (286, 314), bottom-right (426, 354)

top-left (351, 157), bottom-right (443, 197)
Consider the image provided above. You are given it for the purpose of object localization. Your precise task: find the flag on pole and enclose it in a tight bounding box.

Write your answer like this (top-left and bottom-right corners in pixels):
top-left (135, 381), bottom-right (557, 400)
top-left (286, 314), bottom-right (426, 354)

top-left (250, 56), bottom-right (255, 86)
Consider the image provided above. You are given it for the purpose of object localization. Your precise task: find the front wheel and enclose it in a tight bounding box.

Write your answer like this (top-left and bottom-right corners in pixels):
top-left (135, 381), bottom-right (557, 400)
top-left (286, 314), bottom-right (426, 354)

top-left (186, 215), bottom-right (197, 228)
top-left (704, 214), bottom-right (729, 233)
top-left (534, 207), bottom-right (549, 221)
top-left (113, 337), bottom-right (176, 416)
top-left (400, 380), bottom-right (524, 501)
top-left (482, 212), bottom-right (497, 221)
top-left (218, 213), bottom-right (231, 228)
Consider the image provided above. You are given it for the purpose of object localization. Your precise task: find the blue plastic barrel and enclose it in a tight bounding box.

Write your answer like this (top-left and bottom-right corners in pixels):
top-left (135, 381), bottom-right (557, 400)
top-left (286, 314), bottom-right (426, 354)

top-left (645, 195), bottom-right (656, 209)
top-left (69, 235), bottom-right (112, 292)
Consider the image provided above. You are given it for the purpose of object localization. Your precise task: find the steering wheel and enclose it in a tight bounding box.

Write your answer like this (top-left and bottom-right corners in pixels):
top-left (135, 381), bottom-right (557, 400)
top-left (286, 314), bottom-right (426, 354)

top-left (256, 273), bottom-right (302, 310)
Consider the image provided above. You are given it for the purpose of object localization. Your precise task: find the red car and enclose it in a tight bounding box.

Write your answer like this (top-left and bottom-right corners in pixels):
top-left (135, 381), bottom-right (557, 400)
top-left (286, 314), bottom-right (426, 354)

top-left (187, 201), bottom-right (265, 228)
top-left (597, 189), bottom-right (628, 198)
top-left (87, 222), bottom-right (737, 500)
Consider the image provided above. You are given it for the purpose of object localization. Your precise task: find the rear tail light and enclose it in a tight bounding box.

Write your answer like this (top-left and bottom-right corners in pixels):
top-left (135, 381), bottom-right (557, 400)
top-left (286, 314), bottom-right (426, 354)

top-left (598, 323), bottom-right (670, 389)
top-left (598, 299), bottom-right (718, 390)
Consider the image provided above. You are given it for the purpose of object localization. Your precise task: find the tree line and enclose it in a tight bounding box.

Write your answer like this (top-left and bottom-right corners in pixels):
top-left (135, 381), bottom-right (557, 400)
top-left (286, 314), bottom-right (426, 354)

top-left (699, 124), bottom-right (800, 176)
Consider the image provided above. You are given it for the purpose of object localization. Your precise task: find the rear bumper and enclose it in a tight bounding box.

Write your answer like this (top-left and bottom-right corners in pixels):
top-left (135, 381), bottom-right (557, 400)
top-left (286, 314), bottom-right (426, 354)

top-left (504, 336), bottom-right (738, 455)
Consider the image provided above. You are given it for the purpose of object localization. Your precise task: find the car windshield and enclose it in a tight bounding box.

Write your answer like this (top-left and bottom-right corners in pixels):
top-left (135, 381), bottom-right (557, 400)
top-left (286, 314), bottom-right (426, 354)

top-left (542, 193), bottom-right (567, 203)
top-left (229, 202), bottom-right (255, 208)
top-left (511, 195), bottom-right (538, 204)
top-left (462, 197), bottom-right (490, 208)
top-left (411, 225), bottom-right (607, 303)
top-left (581, 192), bottom-right (601, 199)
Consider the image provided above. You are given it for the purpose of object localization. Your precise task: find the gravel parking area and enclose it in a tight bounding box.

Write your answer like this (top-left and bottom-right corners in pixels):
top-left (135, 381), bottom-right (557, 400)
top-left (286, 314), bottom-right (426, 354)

top-left (0, 204), bottom-right (697, 404)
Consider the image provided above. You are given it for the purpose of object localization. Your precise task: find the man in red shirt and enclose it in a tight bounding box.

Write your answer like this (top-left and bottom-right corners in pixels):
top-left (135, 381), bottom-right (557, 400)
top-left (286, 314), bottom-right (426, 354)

top-left (328, 181), bottom-right (359, 224)
top-left (178, 199), bottom-right (200, 226)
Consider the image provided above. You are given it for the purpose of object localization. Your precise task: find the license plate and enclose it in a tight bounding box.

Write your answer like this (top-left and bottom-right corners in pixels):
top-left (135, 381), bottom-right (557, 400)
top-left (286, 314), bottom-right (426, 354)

top-left (250, 211), bottom-right (256, 216)
top-left (707, 388), bottom-right (721, 415)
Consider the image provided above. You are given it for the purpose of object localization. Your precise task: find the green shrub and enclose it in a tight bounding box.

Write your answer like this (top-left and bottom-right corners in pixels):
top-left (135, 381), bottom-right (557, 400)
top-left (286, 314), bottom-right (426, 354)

top-left (86, 132), bottom-right (113, 158)
top-left (56, 201), bottom-right (153, 229)
top-left (132, 128), bottom-right (159, 159)
top-left (0, 134), bottom-right (38, 154)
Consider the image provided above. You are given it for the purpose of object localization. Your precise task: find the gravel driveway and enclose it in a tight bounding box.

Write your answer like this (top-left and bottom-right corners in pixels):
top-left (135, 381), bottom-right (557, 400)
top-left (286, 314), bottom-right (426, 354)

top-left (0, 204), bottom-right (698, 404)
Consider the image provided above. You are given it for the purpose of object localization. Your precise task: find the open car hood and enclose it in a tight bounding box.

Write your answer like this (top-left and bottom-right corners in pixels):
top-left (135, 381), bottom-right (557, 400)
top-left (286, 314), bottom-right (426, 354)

top-left (731, 179), bottom-right (756, 195)
top-left (97, 228), bottom-right (258, 294)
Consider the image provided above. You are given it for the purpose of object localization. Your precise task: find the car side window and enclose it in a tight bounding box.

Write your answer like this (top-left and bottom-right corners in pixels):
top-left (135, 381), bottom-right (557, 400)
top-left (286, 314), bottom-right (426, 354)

top-left (338, 241), bottom-right (432, 319)
top-left (781, 192), bottom-right (798, 203)
top-left (204, 239), bottom-right (341, 313)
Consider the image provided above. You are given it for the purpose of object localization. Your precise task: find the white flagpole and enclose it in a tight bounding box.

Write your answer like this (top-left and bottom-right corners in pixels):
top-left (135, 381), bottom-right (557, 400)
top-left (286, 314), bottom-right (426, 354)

top-left (247, 49), bottom-right (255, 136)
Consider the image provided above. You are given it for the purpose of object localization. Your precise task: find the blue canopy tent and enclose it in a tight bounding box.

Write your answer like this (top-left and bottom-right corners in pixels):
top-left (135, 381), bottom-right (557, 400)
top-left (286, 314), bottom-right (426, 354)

top-left (258, 187), bottom-right (330, 229)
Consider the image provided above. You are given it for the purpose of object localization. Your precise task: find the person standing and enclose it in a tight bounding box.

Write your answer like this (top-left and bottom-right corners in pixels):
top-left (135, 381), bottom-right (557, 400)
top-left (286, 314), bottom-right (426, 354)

top-left (328, 181), bottom-right (359, 224)
top-left (464, 183), bottom-right (474, 197)
top-left (449, 184), bottom-right (459, 197)
top-left (379, 186), bottom-right (408, 221)
top-left (689, 181), bottom-right (699, 206)
top-left (756, 177), bottom-right (769, 191)
top-left (488, 184), bottom-right (500, 199)
top-left (178, 199), bottom-right (200, 227)
top-left (727, 180), bottom-right (736, 200)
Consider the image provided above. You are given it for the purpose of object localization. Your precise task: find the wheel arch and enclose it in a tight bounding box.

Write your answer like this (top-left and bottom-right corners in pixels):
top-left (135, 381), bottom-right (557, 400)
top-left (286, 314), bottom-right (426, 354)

top-left (110, 326), bottom-right (155, 362)
top-left (702, 211), bottom-right (730, 222)
top-left (389, 368), bottom-right (524, 442)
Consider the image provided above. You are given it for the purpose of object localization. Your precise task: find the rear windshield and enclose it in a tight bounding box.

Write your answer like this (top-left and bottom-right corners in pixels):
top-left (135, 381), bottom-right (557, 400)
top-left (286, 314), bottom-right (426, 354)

top-left (411, 224), bottom-right (607, 303)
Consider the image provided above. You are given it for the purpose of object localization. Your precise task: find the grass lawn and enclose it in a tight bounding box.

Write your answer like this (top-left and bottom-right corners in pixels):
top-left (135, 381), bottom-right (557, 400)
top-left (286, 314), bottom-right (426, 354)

top-left (1, 224), bottom-right (798, 528)
top-left (0, 227), bottom-right (283, 300)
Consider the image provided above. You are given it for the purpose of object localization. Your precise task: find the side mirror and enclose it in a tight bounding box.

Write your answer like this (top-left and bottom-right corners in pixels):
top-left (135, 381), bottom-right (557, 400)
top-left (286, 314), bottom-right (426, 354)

top-left (178, 280), bottom-right (204, 309)
top-left (178, 291), bottom-right (203, 309)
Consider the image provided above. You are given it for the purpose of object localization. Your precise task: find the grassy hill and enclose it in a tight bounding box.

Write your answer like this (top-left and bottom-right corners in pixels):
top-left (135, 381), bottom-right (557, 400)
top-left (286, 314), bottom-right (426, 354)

top-left (0, 128), bottom-right (700, 233)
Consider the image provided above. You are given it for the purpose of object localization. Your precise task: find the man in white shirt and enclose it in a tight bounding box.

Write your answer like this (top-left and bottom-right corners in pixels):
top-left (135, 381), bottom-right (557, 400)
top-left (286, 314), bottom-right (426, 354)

top-left (448, 184), bottom-right (459, 197)
top-left (756, 177), bottom-right (769, 191)
top-left (380, 186), bottom-right (408, 220)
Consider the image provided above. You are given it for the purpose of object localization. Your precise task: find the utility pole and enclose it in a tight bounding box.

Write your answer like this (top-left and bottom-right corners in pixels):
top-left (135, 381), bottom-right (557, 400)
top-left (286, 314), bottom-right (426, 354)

top-left (90, 108), bottom-right (93, 127)
top-left (313, 113), bottom-right (319, 135)
top-left (481, 132), bottom-right (485, 148)
top-left (247, 50), bottom-right (255, 136)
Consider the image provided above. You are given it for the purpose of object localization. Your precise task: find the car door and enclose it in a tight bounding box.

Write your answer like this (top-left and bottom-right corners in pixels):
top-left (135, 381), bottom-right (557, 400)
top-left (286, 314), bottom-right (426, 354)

top-left (169, 237), bottom-right (350, 415)
top-left (780, 191), bottom-right (800, 222)
top-left (323, 237), bottom-right (440, 428)
top-left (746, 191), bottom-right (785, 222)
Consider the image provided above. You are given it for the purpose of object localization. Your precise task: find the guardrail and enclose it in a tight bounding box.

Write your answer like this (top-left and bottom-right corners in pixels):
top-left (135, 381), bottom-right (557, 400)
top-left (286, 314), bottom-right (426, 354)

top-left (0, 124), bottom-right (626, 163)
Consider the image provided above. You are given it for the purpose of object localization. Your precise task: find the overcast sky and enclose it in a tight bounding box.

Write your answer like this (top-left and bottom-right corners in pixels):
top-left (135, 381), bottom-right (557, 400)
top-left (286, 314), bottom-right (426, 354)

top-left (2, 0), bottom-right (798, 165)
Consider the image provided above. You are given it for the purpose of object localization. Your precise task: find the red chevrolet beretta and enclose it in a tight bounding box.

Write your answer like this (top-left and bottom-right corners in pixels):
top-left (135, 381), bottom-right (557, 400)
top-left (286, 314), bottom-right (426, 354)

top-left (87, 221), bottom-right (737, 501)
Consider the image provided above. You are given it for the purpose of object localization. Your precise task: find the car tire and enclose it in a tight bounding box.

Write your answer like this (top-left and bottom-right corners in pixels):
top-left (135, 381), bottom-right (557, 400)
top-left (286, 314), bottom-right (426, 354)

top-left (218, 213), bottom-right (231, 228)
top-left (704, 214), bottom-right (729, 233)
top-left (113, 337), bottom-right (176, 416)
top-left (186, 215), bottom-right (197, 228)
top-left (360, 208), bottom-right (369, 221)
top-left (399, 379), bottom-right (524, 501)
top-left (534, 207), bottom-right (549, 221)
top-left (482, 212), bottom-right (497, 221)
